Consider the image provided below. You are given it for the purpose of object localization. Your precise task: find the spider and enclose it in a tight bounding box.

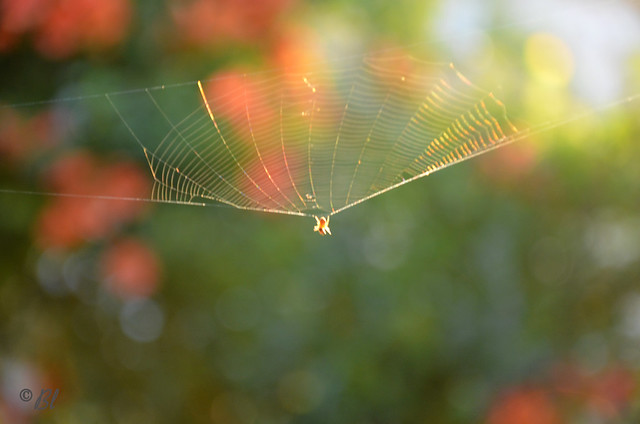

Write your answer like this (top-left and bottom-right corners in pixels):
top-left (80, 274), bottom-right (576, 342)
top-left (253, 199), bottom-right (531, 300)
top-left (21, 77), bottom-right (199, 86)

top-left (313, 216), bottom-right (331, 236)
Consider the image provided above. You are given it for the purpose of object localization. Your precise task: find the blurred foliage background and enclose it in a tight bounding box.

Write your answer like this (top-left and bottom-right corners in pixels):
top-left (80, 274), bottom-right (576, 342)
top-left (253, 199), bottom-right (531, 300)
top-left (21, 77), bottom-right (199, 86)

top-left (1, 0), bottom-right (640, 423)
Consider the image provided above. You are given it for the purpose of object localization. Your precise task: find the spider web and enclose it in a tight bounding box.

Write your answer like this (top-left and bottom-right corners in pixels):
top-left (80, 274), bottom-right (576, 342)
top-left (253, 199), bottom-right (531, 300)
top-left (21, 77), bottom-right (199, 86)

top-left (106, 55), bottom-right (518, 218)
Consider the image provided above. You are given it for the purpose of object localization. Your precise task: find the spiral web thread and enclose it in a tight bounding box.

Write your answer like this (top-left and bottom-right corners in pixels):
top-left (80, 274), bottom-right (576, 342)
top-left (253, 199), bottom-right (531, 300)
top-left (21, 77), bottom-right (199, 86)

top-left (106, 55), bottom-right (518, 218)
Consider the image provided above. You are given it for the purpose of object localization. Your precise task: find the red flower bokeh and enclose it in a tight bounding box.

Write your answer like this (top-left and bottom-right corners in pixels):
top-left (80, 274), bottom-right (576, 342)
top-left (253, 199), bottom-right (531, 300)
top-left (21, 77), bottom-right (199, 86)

top-left (0, 0), bottom-right (43, 51)
top-left (0, 0), bottom-right (131, 59)
top-left (551, 362), bottom-right (636, 419)
top-left (488, 387), bottom-right (560, 424)
top-left (269, 28), bottom-right (324, 76)
top-left (0, 107), bottom-right (59, 166)
top-left (489, 361), bottom-right (636, 423)
top-left (587, 366), bottom-right (635, 418)
top-left (200, 70), bottom-right (277, 140)
top-left (476, 141), bottom-right (539, 185)
top-left (170, 0), bottom-right (294, 48)
top-left (240, 147), bottom-right (306, 211)
top-left (100, 237), bottom-right (161, 299)
top-left (35, 151), bottom-right (150, 248)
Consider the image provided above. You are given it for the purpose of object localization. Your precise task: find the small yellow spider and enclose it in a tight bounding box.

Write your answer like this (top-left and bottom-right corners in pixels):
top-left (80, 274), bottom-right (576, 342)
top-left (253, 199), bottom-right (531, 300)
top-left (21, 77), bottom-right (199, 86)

top-left (313, 216), bottom-right (331, 236)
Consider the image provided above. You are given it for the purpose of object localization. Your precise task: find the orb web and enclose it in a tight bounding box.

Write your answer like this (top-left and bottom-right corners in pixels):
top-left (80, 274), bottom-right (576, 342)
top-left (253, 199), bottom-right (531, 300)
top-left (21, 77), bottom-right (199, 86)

top-left (106, 55), bottom-right (518, 218)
